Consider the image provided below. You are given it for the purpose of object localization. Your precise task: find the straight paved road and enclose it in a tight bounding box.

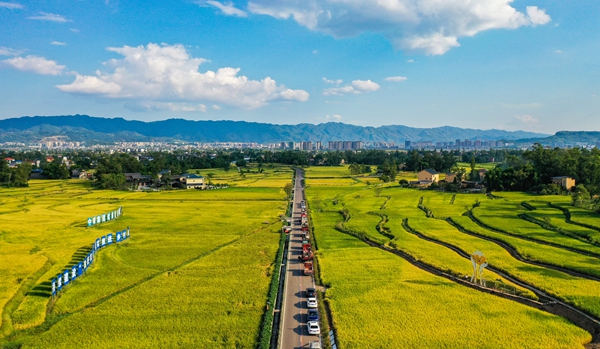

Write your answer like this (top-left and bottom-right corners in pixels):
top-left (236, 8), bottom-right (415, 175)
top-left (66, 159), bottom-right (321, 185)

top-left (280, 169), bottom-right (316, 349)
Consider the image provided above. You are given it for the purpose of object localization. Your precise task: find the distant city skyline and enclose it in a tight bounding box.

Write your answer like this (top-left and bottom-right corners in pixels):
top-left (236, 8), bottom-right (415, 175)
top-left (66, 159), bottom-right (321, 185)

top-left (0, 0), bottom-right (599, 133)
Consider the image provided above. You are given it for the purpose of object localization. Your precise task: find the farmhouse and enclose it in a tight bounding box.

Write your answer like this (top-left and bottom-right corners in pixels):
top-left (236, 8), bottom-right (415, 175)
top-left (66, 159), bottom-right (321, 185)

top-left (175, 173), bottom-right (206, 189)
top-left (551, 176), bottom-right (576, 190)
top-left (124, 173), bottom-right (153, 189)
top-left (417, 169), bottom-right (439, 183)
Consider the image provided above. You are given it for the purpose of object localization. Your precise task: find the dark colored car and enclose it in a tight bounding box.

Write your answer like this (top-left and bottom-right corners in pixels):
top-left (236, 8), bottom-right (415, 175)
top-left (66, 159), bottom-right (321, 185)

top-left (307, 308), bottom-right (319, 321)
top-left (306, 287), bottom-right (316, 298)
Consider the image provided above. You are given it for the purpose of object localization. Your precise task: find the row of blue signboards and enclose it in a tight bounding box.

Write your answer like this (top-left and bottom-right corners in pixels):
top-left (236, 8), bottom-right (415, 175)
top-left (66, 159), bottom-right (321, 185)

top-left (51, 227), bottom-right (131, 296)
top-left (87, 206), bottom-right (123, 227)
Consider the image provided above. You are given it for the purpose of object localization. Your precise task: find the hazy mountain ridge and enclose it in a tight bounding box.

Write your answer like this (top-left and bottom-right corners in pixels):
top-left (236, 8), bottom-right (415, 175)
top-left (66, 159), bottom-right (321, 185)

top-left (0, 115), bottom-right (552, 144)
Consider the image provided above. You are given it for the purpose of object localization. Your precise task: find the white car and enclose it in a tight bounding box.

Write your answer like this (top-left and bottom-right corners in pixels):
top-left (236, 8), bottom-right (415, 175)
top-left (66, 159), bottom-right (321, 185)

top-left (307, 321), bottom-right (320, 335)
top-left (307, 297), bottom-right (318, 308)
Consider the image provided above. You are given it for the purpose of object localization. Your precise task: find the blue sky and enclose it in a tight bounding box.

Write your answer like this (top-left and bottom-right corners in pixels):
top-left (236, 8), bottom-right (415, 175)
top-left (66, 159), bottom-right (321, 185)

top-left (0, 0), bottom-right (598, 134)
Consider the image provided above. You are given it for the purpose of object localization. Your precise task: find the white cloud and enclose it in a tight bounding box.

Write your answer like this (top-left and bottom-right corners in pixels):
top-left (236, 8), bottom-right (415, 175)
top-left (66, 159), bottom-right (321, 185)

top-left (56, 43), bottom-right (309, 109)
top-left (323, 77), bottom-right (342, 85)
top-left (203, 1), bottom-right (247, 17)
top-left (526, 6), bottom-right (551, 26)
top-left (126, 101), bottom-right (208, 113)
top-left (407, 59), bottom-right (414, 63)
top-left (212, 104), bottom-right (221, 110)
top-left (514, 114), bottom-right (539, 125)
top-left (51, 41), bottom-right (67, 46)
top-left (70, 28), bottom-right (80, 33)
top-left (312, 50), bottom-right (319, 54)
top-left (247, 0), bottom-right (551, 55)
top-left (0, 46), bottom-right (23, 56)
top-left (0, 2), bottom-right (23, 9)
top-left (1, 55), bottom-right (65, 75)
top-left (28, 12), bottom-right (70, 22)
top-left (384, 76), bottom-right (407, 82)
top-left (327, 114), bottom-right (342, 121)
top-left (555, 49), bottom-right (563, 54)
top-left (352, 79), bottom-right (379, 92)
top-left (323, 79), bottom-right (379, 96)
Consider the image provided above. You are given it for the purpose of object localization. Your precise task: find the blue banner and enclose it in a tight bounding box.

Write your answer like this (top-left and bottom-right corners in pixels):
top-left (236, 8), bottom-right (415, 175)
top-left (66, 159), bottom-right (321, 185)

top-left (107, 234), bottom-right (113, 244)
top-left (63, 270), bottom-right (70, 285)
top-left (57, 276), bottom-right (62, 290)
top-left (95, 238), bottom-right (100, 250)
top-left (116, 231), bottom-right (122, 242)
top-left (101, 236), bottom-right (106, 247)
top-left (87, 218), bottom-right (92, 226)
top-left (52, 279), bottom-right (57, 296)
top-left (78, 262), bottom-right (84, 276)
top-left (71, 266), bottom-right (77, 280)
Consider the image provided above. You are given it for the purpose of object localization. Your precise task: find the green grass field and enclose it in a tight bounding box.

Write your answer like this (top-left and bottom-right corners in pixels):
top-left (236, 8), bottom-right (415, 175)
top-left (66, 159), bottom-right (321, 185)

top-left (306, 179), bottom-right (600, 348)
top-left (0, 168), bottom-right (291, 347)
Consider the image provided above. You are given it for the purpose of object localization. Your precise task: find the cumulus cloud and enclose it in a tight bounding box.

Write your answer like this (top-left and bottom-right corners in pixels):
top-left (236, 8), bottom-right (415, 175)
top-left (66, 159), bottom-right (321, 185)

top-left (384, 76), bottom-right (407, 82)
top-left (323, 79), bottom-right (380, 96)
top-left (1, 55), bottom-right (65, 75)
top-left (247, 0), bottom-right (551, 55)
top-left (212, 104), bottom-right (221, 110)
top-left (326, 114), bottom-right (342, 121)
top-left (514, 114), bottom-right (539, 125)
top-left (0, 2), bottom-right (23, 9)
top-left (51, 41), bottom-right (67, 46)
top-left (28, 12), bottom-right (70, 22)
top-left (323, 77), bottom-right (342, 85)
top-left (56, 43), bottom-right (309, 109)
top-left (0, 46), bottom-right (23, 56)
top-left (202, 1), bottom-right (247, 17)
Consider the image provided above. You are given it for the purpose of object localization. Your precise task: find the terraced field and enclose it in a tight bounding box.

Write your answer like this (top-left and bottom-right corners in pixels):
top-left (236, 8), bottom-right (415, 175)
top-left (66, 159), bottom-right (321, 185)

top-left (305, 166), bottom-right (600, 348)
top-left (0, 166), bottom-right (291, 348)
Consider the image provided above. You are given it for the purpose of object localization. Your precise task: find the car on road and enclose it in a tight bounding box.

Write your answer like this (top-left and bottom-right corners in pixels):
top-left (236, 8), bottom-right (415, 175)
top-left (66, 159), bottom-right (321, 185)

top-left (307, 308), bottom-right (319, 321)
top-left (309, 341), bottom-right (322, 349)
top-left (307, 297), bottom-right (318, 308)
top-left (306, 287), bottom-right (316, 298)
top-left (307, 321), bottom-right (320, 335)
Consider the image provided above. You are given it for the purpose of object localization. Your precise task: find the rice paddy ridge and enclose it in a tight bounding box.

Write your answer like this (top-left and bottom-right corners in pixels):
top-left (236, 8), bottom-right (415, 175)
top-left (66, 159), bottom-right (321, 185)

top-left (400, 218), bottom-right (600, 345)
top-left (332, 207), bottom-right (600, 344)
top-left (417, 197), bottom-right (600, 279)
top-left (446, 218), bottom-right (600, 282)
top-left (468, 209), bottom-right (600, 259)
top-left (518, 212), bottom-right (600, 247)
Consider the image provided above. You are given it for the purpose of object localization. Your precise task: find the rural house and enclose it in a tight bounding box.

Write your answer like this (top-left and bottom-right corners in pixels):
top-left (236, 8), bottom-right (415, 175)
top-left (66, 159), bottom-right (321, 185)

top-left (417, 169), bottom-right (439, 183)
top-left (551, 176), bottom-right (576, 190)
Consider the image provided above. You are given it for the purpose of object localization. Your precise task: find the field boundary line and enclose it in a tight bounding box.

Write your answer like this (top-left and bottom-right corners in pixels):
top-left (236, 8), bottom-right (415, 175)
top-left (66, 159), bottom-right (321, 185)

top-left (446, 218), bottom-right (600, 282)
top-left (333, 211), bottom-right (600, 345)
top-left (468, 209), bottom-right (600, 259)
top-left (0, 255), bottom-right (55, 339)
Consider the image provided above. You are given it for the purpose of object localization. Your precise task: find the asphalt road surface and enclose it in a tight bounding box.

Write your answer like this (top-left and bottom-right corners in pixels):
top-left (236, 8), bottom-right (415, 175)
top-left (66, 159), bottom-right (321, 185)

top-left (280, 169), bottom-right (317, 349)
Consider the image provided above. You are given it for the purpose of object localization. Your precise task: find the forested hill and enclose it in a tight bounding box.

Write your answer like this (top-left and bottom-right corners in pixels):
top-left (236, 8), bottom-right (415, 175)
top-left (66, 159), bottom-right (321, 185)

top-left (0, 115), bottom-right (548, 143)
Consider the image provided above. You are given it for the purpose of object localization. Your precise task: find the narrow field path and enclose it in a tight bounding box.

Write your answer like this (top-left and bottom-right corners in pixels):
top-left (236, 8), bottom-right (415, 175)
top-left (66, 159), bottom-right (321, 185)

top-left (446, 218), bottom-right (600, 282)
top-left (468, 210), bottom-right (600, 259)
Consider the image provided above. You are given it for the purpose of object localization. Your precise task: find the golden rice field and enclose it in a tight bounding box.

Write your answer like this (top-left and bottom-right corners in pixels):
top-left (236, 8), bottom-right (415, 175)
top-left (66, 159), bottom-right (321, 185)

top-left (0, 166), bottom-right (292, 348)
top-left (306, 165), bottom-right (600, 348)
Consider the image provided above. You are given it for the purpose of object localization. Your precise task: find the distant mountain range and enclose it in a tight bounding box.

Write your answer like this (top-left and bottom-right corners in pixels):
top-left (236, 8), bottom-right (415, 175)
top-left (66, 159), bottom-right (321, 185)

top-left (0, 115), bottom-right (556, 145)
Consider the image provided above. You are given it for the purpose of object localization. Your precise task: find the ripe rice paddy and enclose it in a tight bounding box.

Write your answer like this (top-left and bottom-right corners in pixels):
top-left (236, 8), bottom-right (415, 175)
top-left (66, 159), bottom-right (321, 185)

top-left (0, 166), bottom-right (291, 348)
top-left (305, 165), bottom-right (600, 348)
